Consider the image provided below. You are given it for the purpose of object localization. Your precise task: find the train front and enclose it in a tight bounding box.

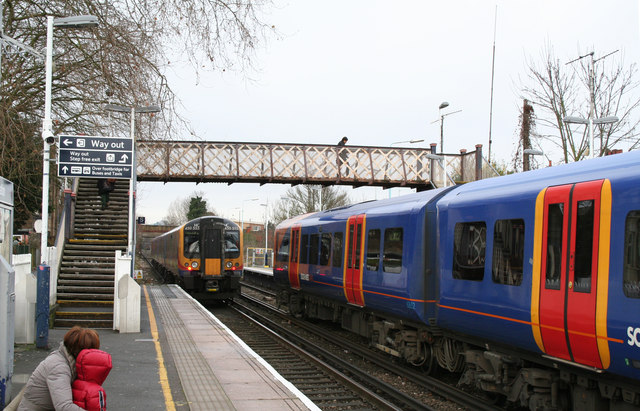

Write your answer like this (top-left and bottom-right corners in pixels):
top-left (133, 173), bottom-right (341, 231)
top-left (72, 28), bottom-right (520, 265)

top-left (181, 216), bottom-right (243, 301)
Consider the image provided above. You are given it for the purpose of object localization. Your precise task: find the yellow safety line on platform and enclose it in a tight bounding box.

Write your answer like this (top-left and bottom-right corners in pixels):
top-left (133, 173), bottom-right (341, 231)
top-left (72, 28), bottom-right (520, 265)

top-left (143, 285), bottom-right (176, 411)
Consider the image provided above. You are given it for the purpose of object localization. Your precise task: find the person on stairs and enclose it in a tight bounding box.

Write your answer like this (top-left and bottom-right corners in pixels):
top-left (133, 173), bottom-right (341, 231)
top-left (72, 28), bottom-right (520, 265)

top-left (97, 178), bottom-right (116, 210)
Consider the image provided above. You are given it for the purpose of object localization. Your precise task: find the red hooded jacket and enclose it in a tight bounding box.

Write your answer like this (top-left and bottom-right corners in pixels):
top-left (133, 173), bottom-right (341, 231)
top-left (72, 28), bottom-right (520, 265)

top-left (72, 349), bottom-right (113, 411)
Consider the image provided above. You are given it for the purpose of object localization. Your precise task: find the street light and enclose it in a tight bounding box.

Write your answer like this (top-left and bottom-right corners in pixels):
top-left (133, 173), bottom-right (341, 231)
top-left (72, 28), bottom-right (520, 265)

top-left (432, 102), bottom-right (461, 154)
top-left (260, 203), bottom-right (269, 265)
top-left (523, 149), bottom-right (544, 171)
top-left (563, 115), bottom-right (619, 158)
top-left (105, 103), bottom-right (161, 272)
top-left (40, 15), bottom-right (99, 264)
top-left (390, 139), bottom-right (425, 146)
top-left (241, 198), bottom-right (259, 232)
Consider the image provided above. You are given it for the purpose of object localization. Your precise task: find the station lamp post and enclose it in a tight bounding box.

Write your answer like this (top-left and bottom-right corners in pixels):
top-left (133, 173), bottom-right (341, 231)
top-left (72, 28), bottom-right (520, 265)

top-left (432, 102), bottom-right (461, 154)
top-left (41, 15), bottom-right (99, 264)
top-left (523, 149), bottom-right (544, 171)
top-left (105, 103), bottom-right (161, 272)
top-left (563, 115), bottom-right (619, 158)
top-left (241, 198), bottom-right (259, 233)
top-left (260, 202), bottom-right (269, 264)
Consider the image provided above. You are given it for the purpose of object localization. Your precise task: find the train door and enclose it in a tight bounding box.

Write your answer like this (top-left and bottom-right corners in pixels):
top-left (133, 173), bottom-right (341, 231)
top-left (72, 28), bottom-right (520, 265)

top-left (202, 220), bottom-right (223, 276)
top-left (289, 226), bottom-right (301, 289)
top-left (344, 214), bottom-right (365, 306)
top-left (536, 179), bottom-right (609, 368)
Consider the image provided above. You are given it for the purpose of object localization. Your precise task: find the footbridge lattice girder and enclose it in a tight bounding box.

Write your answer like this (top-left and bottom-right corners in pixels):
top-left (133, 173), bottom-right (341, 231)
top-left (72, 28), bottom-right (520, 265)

top-left (136, 140), bottom-right (497, 189)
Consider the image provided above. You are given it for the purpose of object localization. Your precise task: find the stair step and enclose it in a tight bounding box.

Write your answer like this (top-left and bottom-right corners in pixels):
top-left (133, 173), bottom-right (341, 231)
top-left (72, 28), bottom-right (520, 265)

top-left (59, 275), bottom-right (114, 282)
top-left (57, 292), bottom-right (114, 300)
top-left (56, 311), bottom-right (112, 319)
top-left (53, 318), bottom-right (113, 329)
top-left (57, 300), bottom-right (114, 308)
top-left (58, 279), bottom-right (114, 287)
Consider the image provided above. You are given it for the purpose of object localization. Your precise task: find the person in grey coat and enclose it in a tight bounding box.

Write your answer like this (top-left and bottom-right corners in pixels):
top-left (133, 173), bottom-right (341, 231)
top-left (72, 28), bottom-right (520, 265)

top-left (17, 326), bottom-right (101, 411)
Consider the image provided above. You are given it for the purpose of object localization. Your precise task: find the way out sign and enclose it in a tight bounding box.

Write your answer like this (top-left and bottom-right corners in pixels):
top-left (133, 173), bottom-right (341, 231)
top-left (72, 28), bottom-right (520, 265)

top-left (57, 135), bottom-right (133, 179)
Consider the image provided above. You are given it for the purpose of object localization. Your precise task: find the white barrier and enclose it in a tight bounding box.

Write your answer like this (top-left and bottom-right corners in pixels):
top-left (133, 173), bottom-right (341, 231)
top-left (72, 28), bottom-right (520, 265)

top-left (12, 254), bottom-right (35, 344)
top-left (113, 251), bottom-right (140, 333)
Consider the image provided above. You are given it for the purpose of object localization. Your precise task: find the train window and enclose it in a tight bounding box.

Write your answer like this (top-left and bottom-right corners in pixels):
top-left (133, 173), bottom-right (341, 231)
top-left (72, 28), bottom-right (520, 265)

top-left (574, 200), bottom-right (594, 293)
top-left (492, 219), bottom-right (524, 286)
top-left (276, 232), bottom-right (290, 263)
top-left (309, 234), bottom-right (320, 265)
top-left (383, 228), bottom-right (403, 274)
top-left (300, 234), bottom-right (309, 264)
top-left (355, 222), bottom-right (363, 268)
top-left (347, 225), bottom-right (355, 269)
top-left (366, 229), bottom-right (381, 270)
top-left (624, 211), bottom-right (640, 299)
top-left (319, 233), bottom-right (331, 266)
top-left (453, 222), bottom-right (486, 281)
top-left (332, 232), bottom-right (343, 268)
top-left (184, 231), bottom-right (200, 259)
top-left (224, 230), bottom-right (240, 259)
top-left (545, 203), bottom-right (564, 290)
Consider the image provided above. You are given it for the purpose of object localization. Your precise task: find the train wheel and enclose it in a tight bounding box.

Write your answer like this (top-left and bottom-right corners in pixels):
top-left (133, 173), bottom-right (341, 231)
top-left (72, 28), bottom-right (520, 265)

top-left (418, 343), bottom-right (438, 376)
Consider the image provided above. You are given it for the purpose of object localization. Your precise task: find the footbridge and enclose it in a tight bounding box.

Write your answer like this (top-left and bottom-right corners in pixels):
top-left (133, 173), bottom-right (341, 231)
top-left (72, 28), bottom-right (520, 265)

top-left (136, 140), bottom-right (498, 189)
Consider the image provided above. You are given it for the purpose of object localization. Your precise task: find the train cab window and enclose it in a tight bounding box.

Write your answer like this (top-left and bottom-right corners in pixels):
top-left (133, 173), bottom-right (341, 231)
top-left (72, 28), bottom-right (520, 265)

top-left (309, 234), bottom-right (320, 265)
top-left (492, 219), bottom-right (524, 286)
top-left (224, 231), bottom-right (240, 259)
top-left (545, 203), bottom-right (564, 290)
top-left (453, 222), bottom-right (486, 281)
top-left (184, 231), bottom-right (200, 259)
top-left (574, 200), bottom-right (594, 293)
top-left (366, 229), bottom-right (381, 270)
top-left (383, 228), bottom-right (403, 274)
top-left (332, 232), bottom-right (344, 268)
top-left (276, 232), bottom-right (290, 263)
top-left (319, 233), bottom-right (331, 266)
top-left (300, 234), bottom-right (310, 264)
top-left (624, 211), bottom-right (640, 298)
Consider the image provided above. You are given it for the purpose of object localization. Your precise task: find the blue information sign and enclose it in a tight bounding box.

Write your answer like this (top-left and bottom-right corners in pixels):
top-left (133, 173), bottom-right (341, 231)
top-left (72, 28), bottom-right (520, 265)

top-left (57, 135), bottom-right (133, 179)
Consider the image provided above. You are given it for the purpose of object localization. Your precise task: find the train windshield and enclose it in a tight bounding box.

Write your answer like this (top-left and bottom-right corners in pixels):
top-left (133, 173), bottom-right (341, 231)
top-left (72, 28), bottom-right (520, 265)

top-left (225, 230), bottom-right (240, 259)
top-left (184, 231), bottom-right (200, 259)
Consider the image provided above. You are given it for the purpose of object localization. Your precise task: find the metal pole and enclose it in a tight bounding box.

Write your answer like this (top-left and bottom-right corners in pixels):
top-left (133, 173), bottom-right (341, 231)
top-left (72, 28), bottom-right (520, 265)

top-left (127, 107), bottom-right (135, 272)
top-left (440, 115), bottom-right (444, 154)
top-left (588, 53), bottom-right (595, 158)
top-left (40, 16), bottom-right (54, 264)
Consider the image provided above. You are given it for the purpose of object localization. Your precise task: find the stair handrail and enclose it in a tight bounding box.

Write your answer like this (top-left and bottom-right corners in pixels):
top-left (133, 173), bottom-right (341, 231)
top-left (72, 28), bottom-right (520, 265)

top-left (50, 178), bottom-right (79, 302)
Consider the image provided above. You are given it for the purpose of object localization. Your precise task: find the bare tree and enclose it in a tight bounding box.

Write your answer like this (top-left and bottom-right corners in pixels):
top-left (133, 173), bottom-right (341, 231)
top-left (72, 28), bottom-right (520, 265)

top-left (271, 185), bottom-right (350, 226)
top-left (519, 46), bottom-right (640, 163)
top-left (163, 190), bottom-right (217, 225)
top-left (1, 0), bottom-right (273, 227)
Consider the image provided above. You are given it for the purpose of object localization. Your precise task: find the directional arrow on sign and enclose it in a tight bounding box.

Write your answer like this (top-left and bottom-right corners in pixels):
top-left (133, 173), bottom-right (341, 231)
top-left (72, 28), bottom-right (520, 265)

top-left (61, 165), bottom-right (69, 173)
top-left (63, 138), bottom-right (73, 147)
top-left (119, 153), bottom-right (129, 163)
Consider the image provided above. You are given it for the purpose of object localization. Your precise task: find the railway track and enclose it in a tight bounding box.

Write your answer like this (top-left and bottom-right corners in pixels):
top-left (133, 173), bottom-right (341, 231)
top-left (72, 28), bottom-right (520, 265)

top-left (237, 280), bottom-right (506, 411)
top-left (213, 302), bottom-right (405, 410)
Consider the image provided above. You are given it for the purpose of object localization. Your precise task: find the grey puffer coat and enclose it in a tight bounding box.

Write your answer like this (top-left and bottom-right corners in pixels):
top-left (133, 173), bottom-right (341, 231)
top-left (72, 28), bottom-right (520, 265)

top-left (17, 342), bottom-right (85, 411)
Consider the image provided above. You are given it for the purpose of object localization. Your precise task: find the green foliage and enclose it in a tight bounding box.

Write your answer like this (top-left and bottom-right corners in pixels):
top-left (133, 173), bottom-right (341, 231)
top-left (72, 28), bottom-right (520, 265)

top-left (186, 196), bottom-right (209, 221)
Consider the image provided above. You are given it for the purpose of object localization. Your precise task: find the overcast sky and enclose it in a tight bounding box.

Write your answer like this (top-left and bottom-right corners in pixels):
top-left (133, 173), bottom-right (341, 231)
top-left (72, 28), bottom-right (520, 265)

top-left (137, 0), bottom-right (640, 225)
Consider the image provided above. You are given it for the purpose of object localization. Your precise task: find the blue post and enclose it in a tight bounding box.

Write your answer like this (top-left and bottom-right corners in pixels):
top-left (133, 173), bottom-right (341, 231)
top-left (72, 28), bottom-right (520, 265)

top-left (36, 265), bottom-right (50, 349)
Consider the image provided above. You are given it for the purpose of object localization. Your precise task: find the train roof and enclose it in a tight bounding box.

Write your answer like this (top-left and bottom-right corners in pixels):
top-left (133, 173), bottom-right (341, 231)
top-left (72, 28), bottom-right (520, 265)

top-left (440, 149), bottom-right (640, 207)
top-left (277, 186), bottom-right (450, 228)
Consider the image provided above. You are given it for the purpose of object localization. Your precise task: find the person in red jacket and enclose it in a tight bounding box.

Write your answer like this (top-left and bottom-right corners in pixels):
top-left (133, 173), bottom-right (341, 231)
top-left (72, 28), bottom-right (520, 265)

top-left (72, 349), bottom-right (113, 411)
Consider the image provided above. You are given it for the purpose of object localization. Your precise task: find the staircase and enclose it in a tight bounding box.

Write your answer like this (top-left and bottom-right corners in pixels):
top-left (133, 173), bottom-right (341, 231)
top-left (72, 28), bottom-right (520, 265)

top-left (54, 178), bottom-right (129, 329)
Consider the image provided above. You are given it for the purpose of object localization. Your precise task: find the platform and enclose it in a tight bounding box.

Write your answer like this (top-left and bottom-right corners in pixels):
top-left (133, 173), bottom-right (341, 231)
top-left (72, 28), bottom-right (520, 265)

top-left (8, 284), bottom-right (318, 411)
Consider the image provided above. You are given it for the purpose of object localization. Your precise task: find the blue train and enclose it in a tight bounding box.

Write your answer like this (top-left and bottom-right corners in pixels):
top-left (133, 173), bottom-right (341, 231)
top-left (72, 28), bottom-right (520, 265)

top-left (272, 151), bottom-right (640, 410)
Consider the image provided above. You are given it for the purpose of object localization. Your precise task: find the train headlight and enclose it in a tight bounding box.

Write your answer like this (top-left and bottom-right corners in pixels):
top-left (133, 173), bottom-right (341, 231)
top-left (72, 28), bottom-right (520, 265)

top-left (226, 261), bottom-right (232, 268)
top-left (191, 262), bottom-right (199, 269)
